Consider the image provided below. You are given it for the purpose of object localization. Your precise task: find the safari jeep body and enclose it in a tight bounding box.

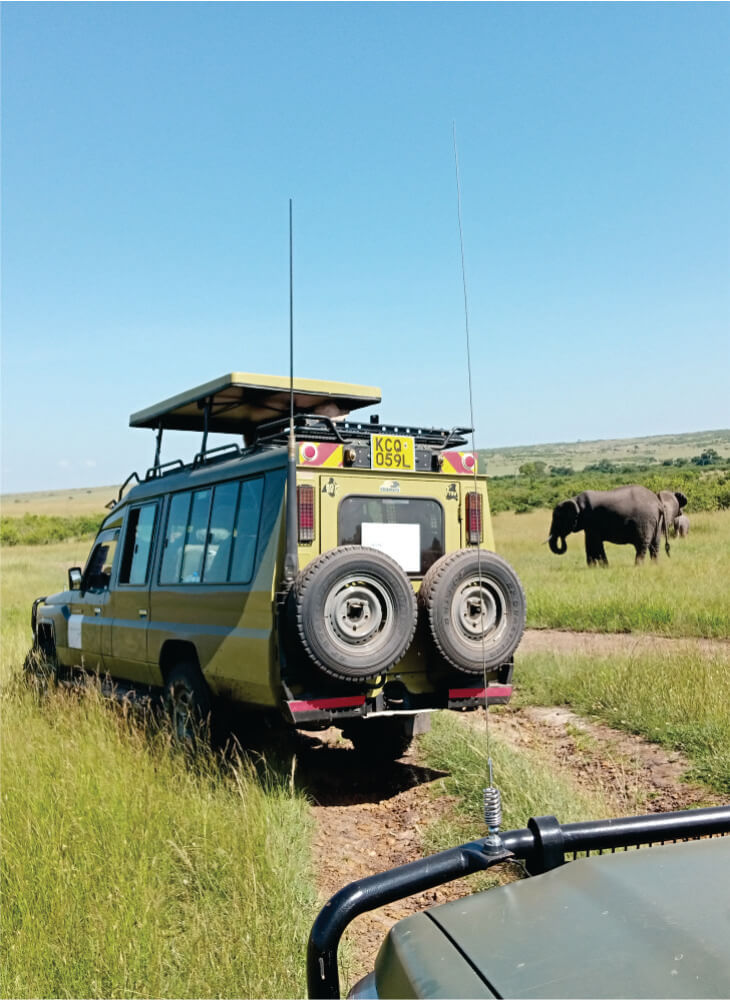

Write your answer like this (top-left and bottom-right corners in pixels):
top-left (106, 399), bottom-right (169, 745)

top-left (31, 374), bottom-right (526, 751)
top-left (309, 806), bottom-right (730, 999)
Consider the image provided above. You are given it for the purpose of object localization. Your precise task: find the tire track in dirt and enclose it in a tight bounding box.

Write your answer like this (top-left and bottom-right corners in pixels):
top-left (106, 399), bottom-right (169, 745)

top-left (297, 729), bottom-right (484, 989)
top-left (303, 630), bottom-right (727, 987)
top-left (464, 704), bottom-right (725, 815)
top-left (520, 628), bottom-right (729, 658)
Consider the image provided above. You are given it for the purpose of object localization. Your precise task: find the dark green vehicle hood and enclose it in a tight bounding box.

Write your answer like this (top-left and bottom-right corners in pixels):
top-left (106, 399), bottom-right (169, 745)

top-left (374, 838), bottom-right (730, 999)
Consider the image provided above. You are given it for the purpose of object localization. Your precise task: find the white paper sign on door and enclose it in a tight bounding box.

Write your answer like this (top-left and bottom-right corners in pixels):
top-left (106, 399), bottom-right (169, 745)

top-left (361, 522), bottom-right (420, 573)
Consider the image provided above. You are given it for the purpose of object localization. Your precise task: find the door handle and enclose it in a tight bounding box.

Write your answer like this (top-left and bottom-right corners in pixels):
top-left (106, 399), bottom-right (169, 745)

top-left (94, 607), bottom-right (102, 616)
top-left (139, 609), bottom-right (148, 618)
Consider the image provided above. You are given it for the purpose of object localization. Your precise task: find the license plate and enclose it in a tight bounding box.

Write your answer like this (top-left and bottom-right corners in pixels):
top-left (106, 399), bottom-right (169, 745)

top-left (371, 434), bottom-right (415, 472)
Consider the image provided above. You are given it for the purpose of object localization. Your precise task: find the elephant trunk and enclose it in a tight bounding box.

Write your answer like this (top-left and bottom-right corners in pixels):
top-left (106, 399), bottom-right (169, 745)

top-left (549, 534), bottom-right (567, 555)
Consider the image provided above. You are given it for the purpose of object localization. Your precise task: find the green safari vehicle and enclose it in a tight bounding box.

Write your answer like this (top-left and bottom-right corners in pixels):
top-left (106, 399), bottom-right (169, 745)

top-left (308, 805), bottom-right (730, 999)
top-left (27, 373), bottom-right (526, 753)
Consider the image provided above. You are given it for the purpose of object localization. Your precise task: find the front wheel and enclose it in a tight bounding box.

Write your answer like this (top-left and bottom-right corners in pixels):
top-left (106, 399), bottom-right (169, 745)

top-left (23, 638), bottom-right (59, 694)
top-left (419, 549), bottom-right (526, 674)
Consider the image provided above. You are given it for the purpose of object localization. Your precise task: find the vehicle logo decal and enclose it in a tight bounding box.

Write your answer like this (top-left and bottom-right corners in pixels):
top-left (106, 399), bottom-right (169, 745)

top-left (379, 480), bottom-right (401, 494)
top-left (322, 477), bottom-right (338, 497)
top-left (446, 483), bottom-right (458, 501)
top-left (299, 442), bottom-right (343, 467)
top-left (442, 451), bottom-right (477, 475)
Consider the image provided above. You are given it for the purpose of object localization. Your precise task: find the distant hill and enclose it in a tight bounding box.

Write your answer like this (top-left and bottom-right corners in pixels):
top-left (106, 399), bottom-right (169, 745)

top-left (479, 429), bottom-right (730, 478)
top-left (2, 429), bottom-right (729, 519)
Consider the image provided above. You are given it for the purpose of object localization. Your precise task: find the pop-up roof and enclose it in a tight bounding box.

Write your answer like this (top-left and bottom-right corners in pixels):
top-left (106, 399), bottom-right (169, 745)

top-left (129, 373), bottom-right (382, 434)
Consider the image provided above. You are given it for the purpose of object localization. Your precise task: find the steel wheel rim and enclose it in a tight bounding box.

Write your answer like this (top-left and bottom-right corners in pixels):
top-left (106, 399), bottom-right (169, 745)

top-left (323, 574), bottom-right (395, 656)
top-left (450, 576), bottom-right (507, 646)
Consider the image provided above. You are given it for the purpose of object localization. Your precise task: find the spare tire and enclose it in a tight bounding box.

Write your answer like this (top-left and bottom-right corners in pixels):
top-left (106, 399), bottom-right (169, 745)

top-left (290, 546), bottom-right (417, 681)
top-left (420, 549), bottom-right (526, 674)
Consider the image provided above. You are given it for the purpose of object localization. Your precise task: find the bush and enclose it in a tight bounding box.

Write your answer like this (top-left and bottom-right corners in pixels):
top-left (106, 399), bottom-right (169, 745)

top-left (486, 461), bottom-right (730, 514)
top-left (0, 514), bottom-right (100, 547)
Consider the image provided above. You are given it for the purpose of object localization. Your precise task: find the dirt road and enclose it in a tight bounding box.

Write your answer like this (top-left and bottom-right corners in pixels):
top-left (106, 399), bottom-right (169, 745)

top-left (304, 629), bottom-right (727, 985)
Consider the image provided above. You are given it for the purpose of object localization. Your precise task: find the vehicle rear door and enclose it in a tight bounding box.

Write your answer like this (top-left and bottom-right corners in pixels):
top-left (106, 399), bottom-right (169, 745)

top-left (320, 472), bottom-right (462, 579)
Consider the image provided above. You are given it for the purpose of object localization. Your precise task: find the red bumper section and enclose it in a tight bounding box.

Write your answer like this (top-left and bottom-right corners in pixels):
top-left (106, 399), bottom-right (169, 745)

top-left (285, 686), bottom-right (512, 724)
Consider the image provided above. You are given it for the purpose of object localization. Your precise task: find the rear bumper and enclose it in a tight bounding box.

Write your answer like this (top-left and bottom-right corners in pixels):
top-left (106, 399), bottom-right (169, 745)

top-left (283, 661), bottom-right (514, 725)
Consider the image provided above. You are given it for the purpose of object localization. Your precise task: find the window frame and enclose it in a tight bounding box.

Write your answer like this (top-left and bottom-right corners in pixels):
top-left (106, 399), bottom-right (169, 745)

top-left (156, 475), bottom-right (264, 587)
top-left (337, 493), bottom-right (446, 577)
top-left (118, 501), bottom-right (160, 588)
top-left (81, 528), bottom-right (121, 593)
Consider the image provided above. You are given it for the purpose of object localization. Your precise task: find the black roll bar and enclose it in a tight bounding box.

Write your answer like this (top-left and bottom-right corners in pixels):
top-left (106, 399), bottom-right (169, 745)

top-left (307, 805), bottom-right (730, 999)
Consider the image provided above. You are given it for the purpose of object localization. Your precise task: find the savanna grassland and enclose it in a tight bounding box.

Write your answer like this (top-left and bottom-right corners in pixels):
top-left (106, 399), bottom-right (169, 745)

top-left (494, 507), bottom-right (730, 637)
top-left (2, 458), bottom-right (729, 997)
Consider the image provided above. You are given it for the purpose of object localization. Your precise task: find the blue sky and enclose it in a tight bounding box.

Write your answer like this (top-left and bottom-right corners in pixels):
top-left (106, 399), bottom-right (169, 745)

top-left (2, 2), bottom-right (728, 493)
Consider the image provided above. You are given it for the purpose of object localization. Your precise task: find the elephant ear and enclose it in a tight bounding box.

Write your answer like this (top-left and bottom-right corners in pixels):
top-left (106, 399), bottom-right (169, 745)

top-left (675, 491), bottom-right (688, 509)
top-left (559, 498), bottom-right (581, 532)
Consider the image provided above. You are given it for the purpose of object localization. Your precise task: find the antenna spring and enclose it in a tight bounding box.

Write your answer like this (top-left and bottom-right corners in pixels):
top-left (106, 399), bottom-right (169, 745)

top-left (483, 785), bottom-right (502, 834)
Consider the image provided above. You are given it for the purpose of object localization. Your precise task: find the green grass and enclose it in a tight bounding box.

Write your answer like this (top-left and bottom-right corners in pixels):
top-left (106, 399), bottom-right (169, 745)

top-left (420, 712), bottom-right (616, 856)
top-left (515, 648), bottom-right (730, 795)
top-left (493, 508), bottom-right (730, 637)
top-left (0, 541), bottom-right (92, 684)
top-left (1, 542), bottom-right (317, 999)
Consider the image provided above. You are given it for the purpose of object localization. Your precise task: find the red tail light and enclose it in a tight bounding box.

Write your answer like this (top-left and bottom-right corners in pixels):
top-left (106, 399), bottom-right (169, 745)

top-left (466, 491), bottom-right (483, 544)
top-left (297, 484), bottom-right (315, 542)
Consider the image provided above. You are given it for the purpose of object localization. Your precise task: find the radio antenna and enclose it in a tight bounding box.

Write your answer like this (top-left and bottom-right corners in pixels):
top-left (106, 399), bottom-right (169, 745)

top-left (284, 198), bottom-right (299, 581)
top-left (452, 123), bottom-right (502, 844)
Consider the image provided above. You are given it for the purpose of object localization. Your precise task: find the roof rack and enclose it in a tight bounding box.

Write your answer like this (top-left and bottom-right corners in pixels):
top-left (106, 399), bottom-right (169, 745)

top-left (253, 414), bottom-right (471, 450)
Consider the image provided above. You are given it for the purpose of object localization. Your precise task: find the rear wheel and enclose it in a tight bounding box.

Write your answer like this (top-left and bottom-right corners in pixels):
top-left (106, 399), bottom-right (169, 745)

top-left (420, 549), bottom-right (526, 674)
top-left (164, 661), bottom-right (212, 751)
top-left (290, 546), bottom-right (417, 681)
top-left (341, 718), bottom-right (414, 761)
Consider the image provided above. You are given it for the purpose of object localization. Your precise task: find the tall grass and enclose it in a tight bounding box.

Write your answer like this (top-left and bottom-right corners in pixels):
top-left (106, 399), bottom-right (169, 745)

top-left (420, 712), bottom-right (616, 855)
top-left (494, 508), bottom-right (730, 637)
top-left (1, 541), bottom-right (317, 998)
top-left (0, 541), bottom-right (91, 684)
top-left (516, 648), bottom-right (730, 795)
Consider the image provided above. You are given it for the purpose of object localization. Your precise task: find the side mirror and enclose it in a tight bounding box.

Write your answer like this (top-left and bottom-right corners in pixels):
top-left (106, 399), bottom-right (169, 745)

top-left (68, 567), bottom-right (83, 591)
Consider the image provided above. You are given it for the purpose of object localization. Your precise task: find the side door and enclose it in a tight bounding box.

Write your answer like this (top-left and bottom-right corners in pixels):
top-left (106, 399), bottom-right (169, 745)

top-left (67, 529), bottom-right (120, 671)
top-left (107, 500), bottom-right (161, 684)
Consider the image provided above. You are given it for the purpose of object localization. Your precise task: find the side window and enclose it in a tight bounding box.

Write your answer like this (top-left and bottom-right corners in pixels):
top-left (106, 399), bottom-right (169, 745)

top-left (230, 478), bottom-right (264, 583)
top-left (82, 530), bottom-right (120, 592)
top-left (180, 489), bottom-right (212, 583)
top-left (160, 492), bottom-right (192, 584)
top-left (119, 503), bottom-right (158, 585)
top-left (203, 481), bottom-right (239, 583)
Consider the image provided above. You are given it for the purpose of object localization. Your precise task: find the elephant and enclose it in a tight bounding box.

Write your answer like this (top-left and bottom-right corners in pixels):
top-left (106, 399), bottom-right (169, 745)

top-left (657, 490), bottom-right (688, 536)
top-left (675, 514), bottom-right (690, 538)
top-left (548, 484), bottom-right (671, 566)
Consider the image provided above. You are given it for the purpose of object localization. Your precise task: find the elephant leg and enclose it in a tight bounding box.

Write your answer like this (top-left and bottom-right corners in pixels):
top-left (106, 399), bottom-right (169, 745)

top-left (585, 532), bottom-right (608, 567)
top-left (649, 522), bottom-right (662, 560)
top-left (635, 544), bottom-right (649, 565)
